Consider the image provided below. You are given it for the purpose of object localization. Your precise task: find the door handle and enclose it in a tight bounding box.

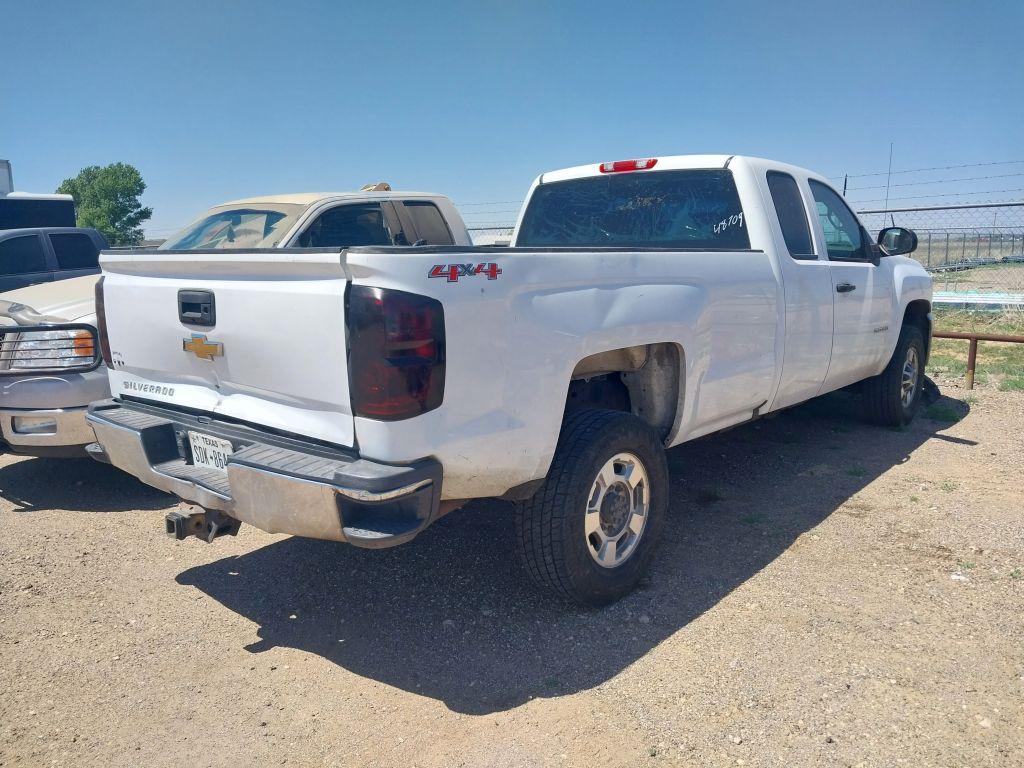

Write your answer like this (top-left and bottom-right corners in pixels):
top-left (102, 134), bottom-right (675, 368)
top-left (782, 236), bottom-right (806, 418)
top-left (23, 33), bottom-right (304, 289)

top-left (178, 289), bottom-right (216, 326)
top-left (836, 282), bottom-right (856, 293)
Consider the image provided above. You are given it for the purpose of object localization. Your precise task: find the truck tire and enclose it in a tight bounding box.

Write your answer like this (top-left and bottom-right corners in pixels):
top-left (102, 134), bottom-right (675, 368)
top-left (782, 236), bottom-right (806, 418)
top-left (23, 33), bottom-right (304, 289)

top-left (514, 409), bottom-right (669, 607)
top-left (862, 323), bottom-right (926, 426)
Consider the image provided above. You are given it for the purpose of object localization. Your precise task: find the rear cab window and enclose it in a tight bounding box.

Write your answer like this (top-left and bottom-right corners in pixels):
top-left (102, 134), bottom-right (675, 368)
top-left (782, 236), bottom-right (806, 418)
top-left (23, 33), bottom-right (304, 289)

top-left (401, 201), bottom-right (454, 245)
top-left (49, 232), bottom-right (100, 270)
top-left (516, 169), bottom-right (750, 249)
top-left (766, 172), bottom-right (815, 259)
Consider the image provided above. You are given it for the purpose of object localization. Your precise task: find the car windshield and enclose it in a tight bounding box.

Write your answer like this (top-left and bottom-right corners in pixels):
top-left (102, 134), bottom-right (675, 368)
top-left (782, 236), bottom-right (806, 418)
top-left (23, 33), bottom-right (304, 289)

top-left (160, 204), bottom-right (305, 250)
top-left (516, 169), bottom-right (750, 249)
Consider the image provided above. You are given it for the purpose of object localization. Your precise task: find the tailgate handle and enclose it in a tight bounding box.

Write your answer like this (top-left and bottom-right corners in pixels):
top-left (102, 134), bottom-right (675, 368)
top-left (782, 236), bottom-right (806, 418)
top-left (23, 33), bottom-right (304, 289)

top-left (178, 289), bottom-right (216, 327)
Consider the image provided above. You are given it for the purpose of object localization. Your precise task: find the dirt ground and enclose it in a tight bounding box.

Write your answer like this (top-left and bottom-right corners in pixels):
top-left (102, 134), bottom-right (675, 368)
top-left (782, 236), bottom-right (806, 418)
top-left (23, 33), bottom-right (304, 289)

top-left (1, 379), bottom-right (1021, 768)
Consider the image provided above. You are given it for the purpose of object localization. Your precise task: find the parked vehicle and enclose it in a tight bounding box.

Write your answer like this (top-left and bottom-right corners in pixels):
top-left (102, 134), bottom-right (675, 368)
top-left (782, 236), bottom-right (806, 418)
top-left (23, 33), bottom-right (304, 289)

top-left (1, 160), bottom-right (76, 228)
top-left (0, 227), bottom-right (108, 292)
top-left (0, 276), bottom-right (106, 457)
top-left (155, 186), bottom-right (470, 251)
top-left (86, 157), bottom-right (931, 605)
top-left (0, 195), bottom-right (77, 230)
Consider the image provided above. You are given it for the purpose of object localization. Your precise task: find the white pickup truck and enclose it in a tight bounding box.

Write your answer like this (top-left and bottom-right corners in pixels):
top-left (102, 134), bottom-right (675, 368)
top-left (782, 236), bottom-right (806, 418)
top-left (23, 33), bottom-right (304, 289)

top-left (87, 156), bottom-right (932, 605)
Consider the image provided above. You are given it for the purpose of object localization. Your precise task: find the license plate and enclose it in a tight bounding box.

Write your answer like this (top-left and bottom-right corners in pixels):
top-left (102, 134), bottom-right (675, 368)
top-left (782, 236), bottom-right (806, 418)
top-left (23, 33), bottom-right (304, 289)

top-left (188, 431), bottom-right (233, 474)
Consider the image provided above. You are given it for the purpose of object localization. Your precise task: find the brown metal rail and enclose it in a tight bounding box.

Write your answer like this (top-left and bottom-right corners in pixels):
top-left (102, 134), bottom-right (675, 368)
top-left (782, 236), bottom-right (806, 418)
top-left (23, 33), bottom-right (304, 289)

top-left (932, 330), bottom-right (1024, 389)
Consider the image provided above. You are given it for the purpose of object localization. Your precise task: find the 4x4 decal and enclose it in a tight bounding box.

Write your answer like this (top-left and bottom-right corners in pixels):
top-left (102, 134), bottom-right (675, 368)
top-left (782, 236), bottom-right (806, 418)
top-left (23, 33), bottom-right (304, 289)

top-left (428, 263), bottom-right (502, 282)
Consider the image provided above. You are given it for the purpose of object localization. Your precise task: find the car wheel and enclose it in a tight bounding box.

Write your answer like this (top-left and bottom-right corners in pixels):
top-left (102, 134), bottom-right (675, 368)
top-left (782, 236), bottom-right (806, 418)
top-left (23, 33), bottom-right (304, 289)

top-left (514, 409), bottom-right (669, 607)
top-left (863, 324), bottom-right (926, 426)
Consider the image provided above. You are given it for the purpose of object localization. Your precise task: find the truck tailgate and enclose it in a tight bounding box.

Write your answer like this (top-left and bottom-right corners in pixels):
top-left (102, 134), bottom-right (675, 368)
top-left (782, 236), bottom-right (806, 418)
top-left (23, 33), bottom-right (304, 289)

top-left (99, 249), bottom-right (354, 447)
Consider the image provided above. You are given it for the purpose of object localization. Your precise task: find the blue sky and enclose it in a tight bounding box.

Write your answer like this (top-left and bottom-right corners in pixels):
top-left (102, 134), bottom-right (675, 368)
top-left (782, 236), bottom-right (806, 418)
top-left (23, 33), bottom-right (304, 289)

top-left (3, 0), bottom-right (1022, 237)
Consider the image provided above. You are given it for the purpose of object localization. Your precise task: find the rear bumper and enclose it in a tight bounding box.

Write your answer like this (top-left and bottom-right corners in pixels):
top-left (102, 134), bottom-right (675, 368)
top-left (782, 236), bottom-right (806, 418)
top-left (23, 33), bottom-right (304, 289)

top-left (0, 407), bottom-right (95, 456)
top-left (85, 400), bottom-right (442, 548)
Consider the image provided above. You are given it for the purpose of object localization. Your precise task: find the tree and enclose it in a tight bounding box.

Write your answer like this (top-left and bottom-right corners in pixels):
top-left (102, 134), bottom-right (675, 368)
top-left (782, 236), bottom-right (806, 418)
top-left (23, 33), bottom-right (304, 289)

top-left (57, 163), bottom-right (152, 246)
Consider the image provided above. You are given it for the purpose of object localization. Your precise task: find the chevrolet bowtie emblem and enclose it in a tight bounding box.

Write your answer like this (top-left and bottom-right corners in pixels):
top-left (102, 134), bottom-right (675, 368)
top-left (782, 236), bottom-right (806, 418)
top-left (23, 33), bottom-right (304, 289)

top-left (182, 334), bottom-right (223, 360)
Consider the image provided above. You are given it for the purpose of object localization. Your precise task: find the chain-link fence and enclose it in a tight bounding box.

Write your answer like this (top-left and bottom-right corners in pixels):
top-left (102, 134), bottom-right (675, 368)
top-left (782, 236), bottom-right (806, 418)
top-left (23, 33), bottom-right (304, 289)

top-left (468, 226), bottom-right (515, 245)
top-left (858, 202), bottom-right (1024, 302)
top-left (470, 202), bottom-right (1024, 305)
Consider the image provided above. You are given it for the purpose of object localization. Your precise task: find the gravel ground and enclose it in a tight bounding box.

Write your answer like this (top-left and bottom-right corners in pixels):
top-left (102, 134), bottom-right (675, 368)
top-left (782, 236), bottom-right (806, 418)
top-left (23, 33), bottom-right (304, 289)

top-left (1, 381), bottom-right (1021, 767)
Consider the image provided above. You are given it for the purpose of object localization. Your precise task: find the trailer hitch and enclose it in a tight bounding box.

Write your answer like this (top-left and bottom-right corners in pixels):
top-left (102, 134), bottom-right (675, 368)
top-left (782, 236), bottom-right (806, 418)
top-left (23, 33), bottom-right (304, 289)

top-left (165, 506), bottom-right (241, 543)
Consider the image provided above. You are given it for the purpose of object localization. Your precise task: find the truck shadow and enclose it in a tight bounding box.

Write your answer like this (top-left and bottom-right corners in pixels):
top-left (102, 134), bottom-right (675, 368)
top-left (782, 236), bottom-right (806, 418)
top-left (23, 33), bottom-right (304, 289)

top-left (176, 391), bottom-right (969, 716)
top-left (0, 456), bottom-right (175, 513)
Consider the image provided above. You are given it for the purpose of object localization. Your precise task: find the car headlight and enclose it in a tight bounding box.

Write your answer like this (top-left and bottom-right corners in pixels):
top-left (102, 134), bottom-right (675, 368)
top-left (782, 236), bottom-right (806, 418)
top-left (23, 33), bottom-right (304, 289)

top-left (3, 326), bottom-right (99, 372)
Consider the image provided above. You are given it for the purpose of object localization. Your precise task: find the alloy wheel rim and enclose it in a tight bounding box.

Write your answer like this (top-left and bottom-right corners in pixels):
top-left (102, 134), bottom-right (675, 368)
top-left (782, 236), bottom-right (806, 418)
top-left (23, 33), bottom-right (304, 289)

top-left (901, 346), bottom-right (920, 408)
top-left (584, 452), bottom-right (650, 568)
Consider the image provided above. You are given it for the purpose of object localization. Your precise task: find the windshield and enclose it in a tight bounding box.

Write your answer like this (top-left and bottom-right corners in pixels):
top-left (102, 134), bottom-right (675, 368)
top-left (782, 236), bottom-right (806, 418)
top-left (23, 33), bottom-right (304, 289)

top-left (160, 204), bottom-right (305, 250)
top-left (516, 169), bottom-right (750, 249)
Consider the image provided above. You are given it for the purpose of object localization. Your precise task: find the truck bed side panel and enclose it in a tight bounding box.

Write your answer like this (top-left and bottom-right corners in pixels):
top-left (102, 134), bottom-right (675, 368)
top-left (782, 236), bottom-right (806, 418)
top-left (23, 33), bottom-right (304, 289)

top-left (345, 246), bottom-right (778, 498)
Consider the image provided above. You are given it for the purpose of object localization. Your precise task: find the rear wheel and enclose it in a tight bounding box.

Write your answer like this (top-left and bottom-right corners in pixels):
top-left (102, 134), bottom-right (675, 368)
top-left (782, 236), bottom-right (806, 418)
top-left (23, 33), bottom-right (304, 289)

top-left (863, 324), bottom-right (926, 426)
top-left (514, 409), bottom-right (668, 607)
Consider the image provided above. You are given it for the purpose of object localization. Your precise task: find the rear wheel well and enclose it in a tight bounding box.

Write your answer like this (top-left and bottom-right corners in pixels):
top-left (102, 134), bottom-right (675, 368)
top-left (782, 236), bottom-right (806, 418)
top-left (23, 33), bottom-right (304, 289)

top-left (565, 343), bottom-right (682, 441)
top-left (903, 300), bottom-right (932, 363)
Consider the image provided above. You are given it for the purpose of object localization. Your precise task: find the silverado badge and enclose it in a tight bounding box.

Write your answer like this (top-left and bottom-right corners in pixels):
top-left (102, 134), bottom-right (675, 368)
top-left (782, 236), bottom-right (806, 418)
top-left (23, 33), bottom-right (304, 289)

top-left (182, 334), bottom-right (223, 361)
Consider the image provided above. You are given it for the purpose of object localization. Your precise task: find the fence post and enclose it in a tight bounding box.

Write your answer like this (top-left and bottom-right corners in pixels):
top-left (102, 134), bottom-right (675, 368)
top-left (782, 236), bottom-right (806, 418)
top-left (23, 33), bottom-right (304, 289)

top-left (927, 232), bottom-right (932, 267)
top-left (966, 338), bottom-right (978, 390)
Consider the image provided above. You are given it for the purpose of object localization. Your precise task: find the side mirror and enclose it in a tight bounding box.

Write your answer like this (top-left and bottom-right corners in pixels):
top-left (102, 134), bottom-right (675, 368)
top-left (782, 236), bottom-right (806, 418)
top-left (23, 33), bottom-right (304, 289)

top-left (877, 226), bottom-right (918, 256)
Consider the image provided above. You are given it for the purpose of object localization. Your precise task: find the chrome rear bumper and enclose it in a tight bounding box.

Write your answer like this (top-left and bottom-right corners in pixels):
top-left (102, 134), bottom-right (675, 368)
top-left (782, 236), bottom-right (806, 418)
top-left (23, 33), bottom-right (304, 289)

top-left (86, 400), bottom-right (442, 548)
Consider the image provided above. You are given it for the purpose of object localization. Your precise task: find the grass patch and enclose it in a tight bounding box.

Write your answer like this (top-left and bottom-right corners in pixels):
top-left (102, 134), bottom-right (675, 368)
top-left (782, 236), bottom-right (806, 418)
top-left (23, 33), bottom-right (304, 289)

top-left (1011, 568), bottom-right (1022, 581)
top-left (941, 480), bottom-right (959, 492)
top-left (930, 309), bottom-right (1024, 388)
top-left (845, 467), bottom-right (868, 478)
top-left (909, 495), bottom-right (919, 502)
top-left (998, 376), bottom-right (1024, 392)
top-left (957, 559), bottom-right (976, 570)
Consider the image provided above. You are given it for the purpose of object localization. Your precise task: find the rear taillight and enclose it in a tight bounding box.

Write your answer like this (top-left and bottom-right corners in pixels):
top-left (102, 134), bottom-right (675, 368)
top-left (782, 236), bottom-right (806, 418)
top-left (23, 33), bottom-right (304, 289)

top-left (347, 286), bottom-right (445, 421)
top-left (599, 158), bottom-right (658, 173)
top-left (94, 276), bottom-right (112, 366)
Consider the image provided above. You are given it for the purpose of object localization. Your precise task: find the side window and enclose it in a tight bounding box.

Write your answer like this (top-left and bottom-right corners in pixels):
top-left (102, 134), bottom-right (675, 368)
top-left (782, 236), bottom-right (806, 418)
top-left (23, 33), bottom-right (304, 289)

top-left (808, 180), bottom-right (866, 261)
top-left (0, 235), bottom-right (48, 275)
top-left (402, 201), bottom-right (454, 245)
top-left (766, 172), bottom-right (814, 259)
top-left (297, 203), bottom-right (393, 248)
top-left (49, 233), bottom-right (100, 270)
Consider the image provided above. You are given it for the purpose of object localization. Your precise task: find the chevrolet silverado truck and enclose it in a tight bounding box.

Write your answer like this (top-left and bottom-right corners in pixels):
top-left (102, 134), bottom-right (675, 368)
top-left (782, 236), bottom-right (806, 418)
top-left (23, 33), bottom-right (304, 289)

top-left (86, 157), bottom-right (931, 605)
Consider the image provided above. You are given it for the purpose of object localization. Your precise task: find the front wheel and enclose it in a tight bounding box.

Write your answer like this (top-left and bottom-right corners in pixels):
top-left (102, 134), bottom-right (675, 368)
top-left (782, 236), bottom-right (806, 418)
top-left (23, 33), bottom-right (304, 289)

top-left (514, 409), bottom-right (669, 607)
top-left (862, 324), bottom-right (926, 426)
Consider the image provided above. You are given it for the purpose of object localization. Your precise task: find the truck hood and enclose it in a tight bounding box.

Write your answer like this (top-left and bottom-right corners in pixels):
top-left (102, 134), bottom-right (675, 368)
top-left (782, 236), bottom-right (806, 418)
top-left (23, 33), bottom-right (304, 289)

top-left (0, 275), bottom-right (99, 326)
